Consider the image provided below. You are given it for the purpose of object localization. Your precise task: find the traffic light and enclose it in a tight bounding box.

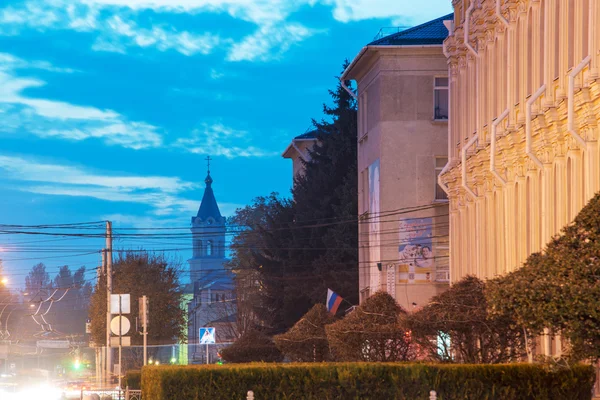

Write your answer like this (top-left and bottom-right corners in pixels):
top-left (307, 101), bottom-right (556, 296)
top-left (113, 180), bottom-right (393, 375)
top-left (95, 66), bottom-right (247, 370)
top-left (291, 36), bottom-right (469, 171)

top-left (73, 358), bottom-right (81, 370)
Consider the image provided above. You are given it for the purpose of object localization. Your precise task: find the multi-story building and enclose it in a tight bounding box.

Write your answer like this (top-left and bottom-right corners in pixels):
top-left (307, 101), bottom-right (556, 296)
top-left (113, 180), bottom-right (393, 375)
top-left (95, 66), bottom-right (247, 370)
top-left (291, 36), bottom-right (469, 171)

top-left (342, 14), bottom-right (453, 310)
top-left (282, 130), bottom-right (318, 183)
top-left (440, 1), bottom-right (600, 285)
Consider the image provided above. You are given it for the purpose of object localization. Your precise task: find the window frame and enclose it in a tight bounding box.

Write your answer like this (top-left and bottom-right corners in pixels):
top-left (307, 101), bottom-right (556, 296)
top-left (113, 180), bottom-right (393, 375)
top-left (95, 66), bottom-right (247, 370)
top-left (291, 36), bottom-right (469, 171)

top-left (433, 76), bottom-right (449, 121)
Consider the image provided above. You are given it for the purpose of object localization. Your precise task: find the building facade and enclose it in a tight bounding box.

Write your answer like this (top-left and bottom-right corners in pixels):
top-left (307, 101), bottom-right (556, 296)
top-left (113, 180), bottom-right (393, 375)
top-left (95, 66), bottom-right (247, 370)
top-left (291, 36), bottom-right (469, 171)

top-left (440, 0), bottom-right (600, 283)
top-left (342, 15), bottom-right (452, 310)
top-left (187, 169), bottom-right (236, 363)
top-left (282, 130), bottom-right (318, 183)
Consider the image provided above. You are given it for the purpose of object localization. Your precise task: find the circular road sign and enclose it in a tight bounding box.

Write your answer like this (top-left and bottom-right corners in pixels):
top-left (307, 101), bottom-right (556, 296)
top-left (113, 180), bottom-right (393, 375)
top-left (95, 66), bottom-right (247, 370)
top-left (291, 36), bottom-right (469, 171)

top-left (110, 316), bottom-right (131, 336)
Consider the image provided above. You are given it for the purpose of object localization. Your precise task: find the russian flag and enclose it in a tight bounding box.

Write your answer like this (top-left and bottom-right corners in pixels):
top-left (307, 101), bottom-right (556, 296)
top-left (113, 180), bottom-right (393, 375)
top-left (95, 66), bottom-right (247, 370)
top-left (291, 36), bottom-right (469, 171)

top-left (326, 289), bottom-right (343, 315)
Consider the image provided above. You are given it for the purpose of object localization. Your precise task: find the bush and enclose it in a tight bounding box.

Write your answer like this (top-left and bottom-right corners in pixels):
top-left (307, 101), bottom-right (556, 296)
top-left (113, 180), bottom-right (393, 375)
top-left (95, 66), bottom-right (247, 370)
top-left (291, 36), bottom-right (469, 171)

top-left (326, 291), bottom-right (414, 361)
top-left (219, 329), bottom-right (283, 363)
top-left (407, 276), bottom-right (526, 363)
top-left (141, 362), bottom-right (595, 400)
top-left (274, 304), bottom-right (335, 362)
top-left (123, 370), bottom-right (141, 389)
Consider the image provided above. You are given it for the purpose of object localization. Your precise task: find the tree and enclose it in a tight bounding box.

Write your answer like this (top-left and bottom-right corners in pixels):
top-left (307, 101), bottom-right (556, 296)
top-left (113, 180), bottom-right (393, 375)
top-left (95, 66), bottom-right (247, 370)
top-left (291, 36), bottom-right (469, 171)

top-left (326, 291), bottom-right (414, 362)
top-left (487, 193), bottom-right (600, 361)
top-left (25, 262), bottom-right (52, 296)
top-left (227, 62), bottom-right (358, 333)
top-left (220, 328), bottom-right (283, 363)
top-left (89, 252), bottom-right (185, 348)
top-left (407, 276), bottom-right (526, 363)
top-left (274, 304), bottom-right (335, 362)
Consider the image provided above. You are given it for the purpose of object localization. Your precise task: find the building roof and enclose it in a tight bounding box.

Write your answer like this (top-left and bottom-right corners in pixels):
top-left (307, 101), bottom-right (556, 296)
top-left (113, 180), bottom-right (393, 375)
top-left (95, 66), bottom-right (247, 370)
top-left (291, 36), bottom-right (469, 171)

top-left (294, 129), bottom-right (318, 140)
top-left (196, 172), bottom-right (222, 220)
top-left (369, 13), bottom-right (453, 46)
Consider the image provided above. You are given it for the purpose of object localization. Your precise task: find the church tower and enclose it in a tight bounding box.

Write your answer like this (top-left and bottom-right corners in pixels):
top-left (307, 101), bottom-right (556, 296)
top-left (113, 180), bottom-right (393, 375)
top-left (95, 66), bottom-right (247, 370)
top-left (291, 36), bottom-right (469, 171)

top-left (189, 159), bottom-right (227, 283)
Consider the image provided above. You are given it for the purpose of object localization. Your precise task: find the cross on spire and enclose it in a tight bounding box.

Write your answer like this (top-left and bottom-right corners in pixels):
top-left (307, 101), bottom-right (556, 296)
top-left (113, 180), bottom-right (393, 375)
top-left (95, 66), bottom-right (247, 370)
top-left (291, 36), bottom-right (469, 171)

top-left (205, 156), bottom-right (212, 174)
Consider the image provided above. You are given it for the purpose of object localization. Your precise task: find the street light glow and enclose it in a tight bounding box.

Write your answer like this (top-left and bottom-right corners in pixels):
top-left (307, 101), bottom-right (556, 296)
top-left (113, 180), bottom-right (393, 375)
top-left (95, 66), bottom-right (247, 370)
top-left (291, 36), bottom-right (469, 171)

top-left (0, 278), bottom-right (7, 285)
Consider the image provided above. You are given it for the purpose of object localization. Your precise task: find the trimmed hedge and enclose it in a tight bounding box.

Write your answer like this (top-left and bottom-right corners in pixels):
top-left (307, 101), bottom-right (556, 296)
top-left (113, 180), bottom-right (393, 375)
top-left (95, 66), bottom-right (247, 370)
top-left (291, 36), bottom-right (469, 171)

top-left (123, 370), bottom-right (141, 389)
top-left (141, 362), bottom-right (595, 400)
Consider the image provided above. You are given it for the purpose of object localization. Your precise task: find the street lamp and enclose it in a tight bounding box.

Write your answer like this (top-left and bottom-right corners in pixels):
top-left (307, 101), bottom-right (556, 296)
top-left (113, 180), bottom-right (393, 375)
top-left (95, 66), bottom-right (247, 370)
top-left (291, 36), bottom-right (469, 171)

top-left (0, 278), bottom-right (7, 285)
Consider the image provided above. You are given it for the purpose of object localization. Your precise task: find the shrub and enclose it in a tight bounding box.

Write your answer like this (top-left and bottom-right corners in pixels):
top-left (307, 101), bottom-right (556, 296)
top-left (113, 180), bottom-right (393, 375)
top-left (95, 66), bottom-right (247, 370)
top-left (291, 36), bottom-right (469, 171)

top-left (326, 291), bottom-right (414, 361)
top-left (219, 329), bottom-right (283, 363)
top-left (487, 192), bottom-right (600, 361)
top-left (274, 304), bottom-right (335, 362)
top-left (407, 276), bottom-right (527, 363)
top-left (141, 362), bottom-right (595, 400)
top-left (123, 370), bottom-right (141, 389)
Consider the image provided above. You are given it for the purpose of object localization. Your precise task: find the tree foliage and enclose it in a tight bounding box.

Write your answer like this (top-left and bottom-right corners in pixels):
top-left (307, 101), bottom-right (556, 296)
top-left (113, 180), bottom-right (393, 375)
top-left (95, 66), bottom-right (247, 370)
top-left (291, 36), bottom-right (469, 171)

top-left (274, 304), bottom-right (335, 362)
top-left (487, 193), bottom-right (600, 361)
top-left (325, 291), bottom-right (414, 362)
top-left (227, 62), bottom-right (358, 334)
top-left (89, 252), bottom-right (185, 346)
top-left (220, 329), bottom-right (283, 363)
top-left (407, 276), bottom-right (526, 363)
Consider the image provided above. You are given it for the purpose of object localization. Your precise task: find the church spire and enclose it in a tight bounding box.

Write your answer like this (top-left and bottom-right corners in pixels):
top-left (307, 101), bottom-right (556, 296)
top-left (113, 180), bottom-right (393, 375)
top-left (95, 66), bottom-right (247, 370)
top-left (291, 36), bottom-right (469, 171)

top-left (204, 156), bottom-right (213, 187)
top-left (196, 156), bottom-right (222, 220)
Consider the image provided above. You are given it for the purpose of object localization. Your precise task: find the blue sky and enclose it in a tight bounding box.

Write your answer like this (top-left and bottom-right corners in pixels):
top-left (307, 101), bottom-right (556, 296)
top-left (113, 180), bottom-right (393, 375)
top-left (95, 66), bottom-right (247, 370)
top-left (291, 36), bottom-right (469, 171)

top-left (0, 0), bottom-right (452, 286)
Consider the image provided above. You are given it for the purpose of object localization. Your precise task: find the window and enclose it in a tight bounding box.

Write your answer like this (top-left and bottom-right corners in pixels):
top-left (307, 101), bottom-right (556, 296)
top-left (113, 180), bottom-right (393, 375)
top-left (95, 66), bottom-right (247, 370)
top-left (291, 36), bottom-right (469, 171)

top-left (434, 77), bottom-right (449, 120)
top-left (207, 240), bottom-right (213, 256)
top-left (435, 157), bottom-right (449, 201)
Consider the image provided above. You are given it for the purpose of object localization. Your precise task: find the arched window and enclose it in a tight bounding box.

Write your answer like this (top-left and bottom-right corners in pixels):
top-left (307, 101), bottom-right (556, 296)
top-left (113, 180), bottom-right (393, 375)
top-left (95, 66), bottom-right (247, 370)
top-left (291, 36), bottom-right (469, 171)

top-left (526, 176), bottom-right (531, 255)
top-left (554, 0), bottom-right (560, 79)
top-left (194, 240), bottom-right (202, 255)
top-left (568, 0), bottom-right (575, 68)
top-left (582, 0), bottom-right (589, 57)
top-left (527, 10), bottom-right (533, 95)
top-left (567, 157), bottom-right (573, 221)
top-left (207, 240), bottom-right (213, 256)
top-left (539, 0), bottom-right (545, 86)
top-left (515, 182), bottom-right (520, 265)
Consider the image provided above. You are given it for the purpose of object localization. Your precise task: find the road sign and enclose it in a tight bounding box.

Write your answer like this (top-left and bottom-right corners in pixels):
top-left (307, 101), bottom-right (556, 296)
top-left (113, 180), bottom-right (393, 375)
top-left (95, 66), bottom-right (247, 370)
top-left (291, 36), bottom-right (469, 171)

top-left (110, 316), bottom-right (131, 336)
top-left (110, 294), bottom-right (130, 314)
top-left (110, 336), bottom-right (130, 347)
top-left (199, 327), bottom-right (215, 344)
top-left (36, 340), bottom-right (70, 349)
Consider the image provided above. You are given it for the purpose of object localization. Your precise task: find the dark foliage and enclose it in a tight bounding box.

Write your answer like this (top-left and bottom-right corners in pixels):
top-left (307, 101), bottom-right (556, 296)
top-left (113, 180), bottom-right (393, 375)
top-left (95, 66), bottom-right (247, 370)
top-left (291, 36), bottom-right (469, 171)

top-left (219, 329), bottom-right (283, 363)
top-left (407, 275), bottom-right (526, 363)
top-left (326, 291), bottom-right (414, 362)
top-left (141, 363), bottom-right (595, 400)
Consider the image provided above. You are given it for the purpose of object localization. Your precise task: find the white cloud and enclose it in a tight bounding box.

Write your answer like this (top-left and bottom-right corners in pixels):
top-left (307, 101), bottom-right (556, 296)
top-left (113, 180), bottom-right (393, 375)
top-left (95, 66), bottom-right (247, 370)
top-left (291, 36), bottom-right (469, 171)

top-left (0, 52), bottom-right (80, 73)
top-left (175, 123), bottom-right (277, 158)
top-left (321, 0), bottom-right (453, 24)
top-left (227, 22), bottom-right (320, 62)
top-left (0, 155), bottom-right (199, 216)
top-left (209, 68), bottom-right (225, 80)
top-left (0, 58), bottom-right (163, 149)
top-left (94, 15), bottom-right (222, 56)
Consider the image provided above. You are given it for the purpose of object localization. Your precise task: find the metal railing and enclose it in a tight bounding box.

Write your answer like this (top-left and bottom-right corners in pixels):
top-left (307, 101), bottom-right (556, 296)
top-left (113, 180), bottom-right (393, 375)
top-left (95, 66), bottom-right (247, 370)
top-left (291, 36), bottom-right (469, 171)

top-left (80, 387), bottom-right (141, 400)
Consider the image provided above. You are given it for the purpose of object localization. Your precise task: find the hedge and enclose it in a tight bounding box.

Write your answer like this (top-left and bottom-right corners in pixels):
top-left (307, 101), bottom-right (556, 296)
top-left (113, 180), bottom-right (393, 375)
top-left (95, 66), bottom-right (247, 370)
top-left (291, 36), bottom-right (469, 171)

top-left (123, 370), bottom-right (141, 389)
top-left (141, 362), bottom-right (595, 400)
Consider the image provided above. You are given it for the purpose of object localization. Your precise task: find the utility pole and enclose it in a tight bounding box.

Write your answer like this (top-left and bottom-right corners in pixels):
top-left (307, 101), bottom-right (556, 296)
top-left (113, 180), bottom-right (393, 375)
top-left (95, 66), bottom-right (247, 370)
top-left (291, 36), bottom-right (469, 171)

top-left (140, 295), bottom-right (148, 366)
top-left (105, 221), bottom-right (113, 386)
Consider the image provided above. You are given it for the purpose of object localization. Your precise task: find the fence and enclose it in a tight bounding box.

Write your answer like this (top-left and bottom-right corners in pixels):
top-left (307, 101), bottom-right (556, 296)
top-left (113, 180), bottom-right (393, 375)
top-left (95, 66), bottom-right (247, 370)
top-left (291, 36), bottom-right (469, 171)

top-left (80, 387), bottom-right (142, 400)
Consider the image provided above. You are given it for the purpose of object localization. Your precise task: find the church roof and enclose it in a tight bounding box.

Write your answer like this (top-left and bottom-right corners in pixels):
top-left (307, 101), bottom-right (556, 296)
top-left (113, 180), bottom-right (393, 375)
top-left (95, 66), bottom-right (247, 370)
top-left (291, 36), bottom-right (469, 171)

top-left (196, 172), bottom-right (222, 220)
top-left (369, 13), bottom-right (453, 46)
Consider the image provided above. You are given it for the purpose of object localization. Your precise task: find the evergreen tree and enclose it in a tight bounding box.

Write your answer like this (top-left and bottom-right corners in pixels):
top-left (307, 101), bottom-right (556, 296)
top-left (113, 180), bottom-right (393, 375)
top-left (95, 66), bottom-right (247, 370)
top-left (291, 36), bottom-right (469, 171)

top-left (228, 62), bottom-right (358, 333)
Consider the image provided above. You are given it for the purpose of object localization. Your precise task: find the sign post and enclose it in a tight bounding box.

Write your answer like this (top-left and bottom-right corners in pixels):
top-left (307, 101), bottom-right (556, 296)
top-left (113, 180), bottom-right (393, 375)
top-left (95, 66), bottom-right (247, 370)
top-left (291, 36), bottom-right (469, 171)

top-left (199, 327), bottom-right (215, 364)
top-left (110, 294), bottom-right (131, 389)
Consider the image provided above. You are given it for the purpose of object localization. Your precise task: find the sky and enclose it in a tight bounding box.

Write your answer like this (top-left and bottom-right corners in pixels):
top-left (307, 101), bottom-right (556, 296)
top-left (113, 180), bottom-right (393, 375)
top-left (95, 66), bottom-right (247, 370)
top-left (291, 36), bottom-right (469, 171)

top-left (0, 0), bottom-right (453, 287)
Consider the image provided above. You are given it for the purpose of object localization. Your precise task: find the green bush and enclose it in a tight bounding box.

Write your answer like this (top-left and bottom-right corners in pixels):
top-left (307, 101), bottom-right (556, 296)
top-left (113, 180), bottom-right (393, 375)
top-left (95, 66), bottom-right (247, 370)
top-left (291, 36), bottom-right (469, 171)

top-left (123, 370), bottom-right (141, 389)
top-left (220, 329), bottom-right (283, 363)
top-left (141, 362), bottom-right (595, 400)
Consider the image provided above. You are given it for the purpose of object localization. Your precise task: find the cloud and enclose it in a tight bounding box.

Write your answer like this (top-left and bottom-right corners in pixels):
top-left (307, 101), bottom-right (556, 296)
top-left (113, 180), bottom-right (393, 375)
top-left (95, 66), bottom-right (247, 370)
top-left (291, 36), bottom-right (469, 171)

top-left (209, 68), bottom-right (225, 80)
top-left (0, 155), bottom-right (199, 216)
top-left (0, 52), bottom-right (80, 73)
top-left (227, 22), bottom-right (320, 62)
top-left (0, 57), bottom-right (163, 150)
top-left (93, 15), bottom-right (223, 56)
top-left (321, 0), bottom-right (453, 24)
top-left (175, 123), bottom-right (277, 158)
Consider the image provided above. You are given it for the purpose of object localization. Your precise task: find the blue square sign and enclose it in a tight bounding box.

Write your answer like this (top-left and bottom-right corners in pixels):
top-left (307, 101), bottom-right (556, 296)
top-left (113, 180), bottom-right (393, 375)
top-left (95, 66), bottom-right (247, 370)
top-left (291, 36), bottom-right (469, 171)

top-left (199, 327), bottom-right (215, 344)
